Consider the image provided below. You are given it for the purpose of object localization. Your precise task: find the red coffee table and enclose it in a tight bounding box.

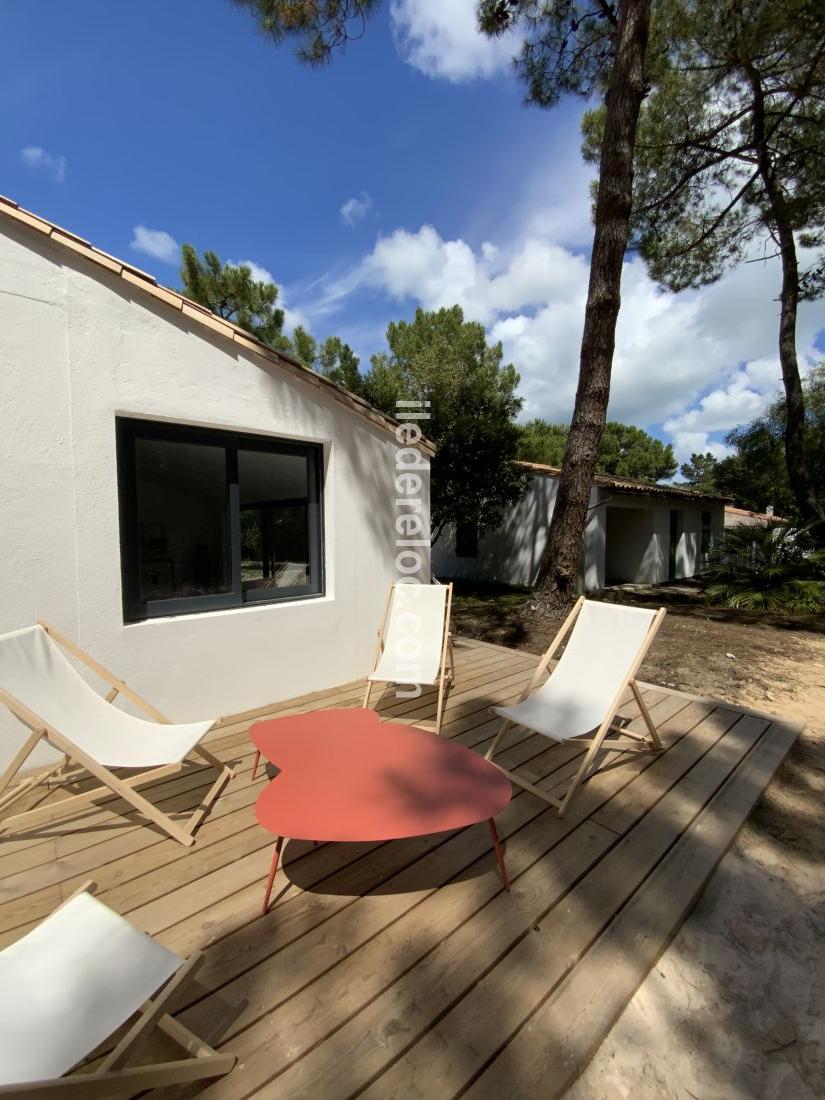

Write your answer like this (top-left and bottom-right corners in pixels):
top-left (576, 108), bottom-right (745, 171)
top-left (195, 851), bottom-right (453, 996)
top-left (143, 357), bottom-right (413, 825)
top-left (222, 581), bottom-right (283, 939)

top-left (251, 708), bottom-right (513, 915)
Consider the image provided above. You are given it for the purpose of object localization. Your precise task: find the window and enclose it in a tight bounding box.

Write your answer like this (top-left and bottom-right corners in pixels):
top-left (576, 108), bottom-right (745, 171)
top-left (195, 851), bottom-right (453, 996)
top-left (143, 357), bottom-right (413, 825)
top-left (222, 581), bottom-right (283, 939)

top-left (116, 418), bottom-right (323, 621)
top-left (700, 509), bottom-right (713, 563)
top-left (455, 520), bottom-right (478, 559)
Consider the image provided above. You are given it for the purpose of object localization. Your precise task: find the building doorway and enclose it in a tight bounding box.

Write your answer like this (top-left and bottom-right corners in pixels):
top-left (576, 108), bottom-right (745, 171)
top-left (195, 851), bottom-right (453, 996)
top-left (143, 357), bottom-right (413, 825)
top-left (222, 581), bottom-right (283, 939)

top-left (668, 509), bottom-right (683, 580)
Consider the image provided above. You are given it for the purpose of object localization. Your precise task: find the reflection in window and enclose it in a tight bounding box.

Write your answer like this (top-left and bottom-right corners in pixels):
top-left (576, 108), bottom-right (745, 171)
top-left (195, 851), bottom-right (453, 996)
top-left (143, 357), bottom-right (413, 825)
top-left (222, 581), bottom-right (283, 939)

top-left (117, 419), bottom-right (323, 621)
top-left (135, 438), bottom-right (231, 601)
top-left (239, 450), bottom-right (311, 594)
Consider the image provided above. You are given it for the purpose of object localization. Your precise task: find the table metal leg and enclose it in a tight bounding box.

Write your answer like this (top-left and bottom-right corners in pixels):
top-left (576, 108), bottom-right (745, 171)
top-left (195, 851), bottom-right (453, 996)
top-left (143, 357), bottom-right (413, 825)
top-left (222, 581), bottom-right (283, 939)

top-left (251, 749), bottom-right (261, 782)
top-left (487, 818), bottom-right (510, 891)
top-left (262, 835), bottom-right (284, 915)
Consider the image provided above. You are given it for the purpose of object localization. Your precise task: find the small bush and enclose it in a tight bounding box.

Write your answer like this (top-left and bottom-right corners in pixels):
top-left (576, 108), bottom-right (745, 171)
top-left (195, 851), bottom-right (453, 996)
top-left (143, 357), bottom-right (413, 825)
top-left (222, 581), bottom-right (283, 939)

top-left (704, 521), bottom-right (825, 613)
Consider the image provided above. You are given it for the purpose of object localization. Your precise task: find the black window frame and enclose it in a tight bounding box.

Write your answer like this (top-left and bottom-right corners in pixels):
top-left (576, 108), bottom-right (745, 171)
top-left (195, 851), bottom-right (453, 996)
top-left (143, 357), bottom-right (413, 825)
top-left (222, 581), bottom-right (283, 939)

top-left (116, 417), bottom-right (324, 623)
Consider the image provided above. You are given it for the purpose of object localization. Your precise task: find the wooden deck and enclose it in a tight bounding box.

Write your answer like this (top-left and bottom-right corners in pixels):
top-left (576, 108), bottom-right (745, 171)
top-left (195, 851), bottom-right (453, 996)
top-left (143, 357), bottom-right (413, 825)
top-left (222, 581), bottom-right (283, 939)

top-left (0, 637), bottom-right (801, 1099)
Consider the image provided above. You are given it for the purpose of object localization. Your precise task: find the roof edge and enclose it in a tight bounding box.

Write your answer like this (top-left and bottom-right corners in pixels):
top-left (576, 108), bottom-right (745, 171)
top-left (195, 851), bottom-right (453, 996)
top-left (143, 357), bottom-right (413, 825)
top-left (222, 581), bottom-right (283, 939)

top-left (0, 194), bottom-right (435, 457)
top-left (514, 460), bottom-right (733, 503)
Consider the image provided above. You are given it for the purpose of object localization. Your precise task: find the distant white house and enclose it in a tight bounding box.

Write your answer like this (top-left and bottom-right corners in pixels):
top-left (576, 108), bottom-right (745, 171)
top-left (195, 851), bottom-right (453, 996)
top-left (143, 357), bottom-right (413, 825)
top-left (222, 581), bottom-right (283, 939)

top-left (724, 505), bottom-right (783, 527)
top-left (433, 461), bottom-right (728, 590)
top-left (0, 195), bottom-right (432, 770)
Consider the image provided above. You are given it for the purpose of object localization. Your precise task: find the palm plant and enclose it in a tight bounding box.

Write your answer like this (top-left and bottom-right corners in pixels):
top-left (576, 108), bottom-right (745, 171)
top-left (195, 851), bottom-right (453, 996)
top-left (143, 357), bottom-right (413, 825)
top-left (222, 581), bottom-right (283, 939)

top-left (704, 521), bottom-right (825, 613)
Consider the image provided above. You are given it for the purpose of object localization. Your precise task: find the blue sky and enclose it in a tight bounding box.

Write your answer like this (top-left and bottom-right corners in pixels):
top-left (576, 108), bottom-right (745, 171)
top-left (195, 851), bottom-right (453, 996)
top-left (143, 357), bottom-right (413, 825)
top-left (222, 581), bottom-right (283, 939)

top-left (3, 0), bottom-right (824, 464)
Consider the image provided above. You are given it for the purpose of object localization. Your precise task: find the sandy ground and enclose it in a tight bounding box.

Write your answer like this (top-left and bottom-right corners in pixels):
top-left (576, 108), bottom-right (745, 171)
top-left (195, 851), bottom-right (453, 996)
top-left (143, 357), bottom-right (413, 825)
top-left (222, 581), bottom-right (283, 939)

top-left (567, 636), bottom-right (825, 1100)
top-left (451, 587), bottom-right (825, 1099)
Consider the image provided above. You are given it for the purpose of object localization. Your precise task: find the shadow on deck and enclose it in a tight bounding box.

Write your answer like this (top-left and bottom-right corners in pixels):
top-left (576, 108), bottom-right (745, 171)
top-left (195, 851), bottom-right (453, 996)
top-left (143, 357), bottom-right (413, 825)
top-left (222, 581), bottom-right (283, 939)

top-left (0, 637), bottom-right (802, 1098)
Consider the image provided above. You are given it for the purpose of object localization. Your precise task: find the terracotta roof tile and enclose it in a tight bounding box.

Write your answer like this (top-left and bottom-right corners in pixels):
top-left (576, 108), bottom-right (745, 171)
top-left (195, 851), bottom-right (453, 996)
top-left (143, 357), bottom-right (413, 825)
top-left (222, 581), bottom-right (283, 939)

top-left (724, 505), bottom-right (784, 522)
top-left (515, 460), bottom-right (732, 502)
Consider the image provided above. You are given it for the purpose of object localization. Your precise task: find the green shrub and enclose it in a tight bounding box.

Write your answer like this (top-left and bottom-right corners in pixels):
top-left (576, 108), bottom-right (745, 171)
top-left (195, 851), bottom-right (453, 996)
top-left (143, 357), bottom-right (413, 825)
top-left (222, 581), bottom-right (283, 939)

top-left (704, 521), bottom-right (825, 613)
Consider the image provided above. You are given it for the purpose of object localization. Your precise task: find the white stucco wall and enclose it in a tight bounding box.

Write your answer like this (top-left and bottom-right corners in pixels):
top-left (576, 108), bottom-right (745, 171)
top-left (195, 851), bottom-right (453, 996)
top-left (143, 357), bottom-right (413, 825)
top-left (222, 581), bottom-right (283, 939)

top-left (602, 493), bottom-right (724, 583)
top-left (432, 475), bottom-right (604, 591)
top-left (0, 221), bottom-right (430, 770)
top-left (432, 472), bottom-right (724, 592)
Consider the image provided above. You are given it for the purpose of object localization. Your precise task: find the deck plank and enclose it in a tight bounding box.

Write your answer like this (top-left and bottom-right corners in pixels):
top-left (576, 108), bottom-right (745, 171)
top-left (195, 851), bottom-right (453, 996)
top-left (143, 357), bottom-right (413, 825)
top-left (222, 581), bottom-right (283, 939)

top-left (0, 636), bottom-right (800, 1099)
top-left (356, 714), bottom-right (770, 1100)
top-left (463, 715), bottom-right (802, 1100)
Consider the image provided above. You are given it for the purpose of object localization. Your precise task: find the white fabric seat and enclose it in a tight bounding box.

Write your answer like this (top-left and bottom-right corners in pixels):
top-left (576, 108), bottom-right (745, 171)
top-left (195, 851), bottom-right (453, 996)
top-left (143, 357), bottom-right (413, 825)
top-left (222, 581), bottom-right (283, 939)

top-left (487, 598), bottom-right (666, 816)
top-left (0, 626), bottom-right (213, 769)
top-left (0, 892), bottom-right (181, 1085)
top-left (0, 623), bottom-right (232, 847)
top-left (494, 601), bottom-right (658, 739)
top-left (369, 584), bottom-right (449, 686)
top-left (363, 582), bottom-right (455, 734)
top-left (0, 889), bottom-right (236, 1093)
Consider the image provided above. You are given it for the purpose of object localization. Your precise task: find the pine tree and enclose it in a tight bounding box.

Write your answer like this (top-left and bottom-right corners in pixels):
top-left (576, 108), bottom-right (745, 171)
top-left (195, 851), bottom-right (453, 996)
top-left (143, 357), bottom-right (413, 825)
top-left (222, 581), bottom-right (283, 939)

top-left (179, 245), bottom-right (289, 349)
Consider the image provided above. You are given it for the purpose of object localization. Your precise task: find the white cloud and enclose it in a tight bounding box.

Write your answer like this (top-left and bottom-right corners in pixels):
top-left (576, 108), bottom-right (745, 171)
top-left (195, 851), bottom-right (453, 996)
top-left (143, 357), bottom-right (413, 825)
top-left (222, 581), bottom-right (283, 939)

top-left (20, 145), bottom-right (66, 182)
top-left (663, 363), bottom-right (774, 437)
top-left (390, 0), bottom-right (519, 82)
top-left (668, 433), bottom-right (734, 464)
top-left (230, 258), bottom-right (309, 332)
top-left (130, 225), bottom-right (179, 264)
top-left (339, 192), bottom-right (373, 227)
top-left (314, 220), bottom-right (825, 462)
top-left (355, 224), bottom-right (586, 326)
top-left (231, 258), bottom-right (275, 284)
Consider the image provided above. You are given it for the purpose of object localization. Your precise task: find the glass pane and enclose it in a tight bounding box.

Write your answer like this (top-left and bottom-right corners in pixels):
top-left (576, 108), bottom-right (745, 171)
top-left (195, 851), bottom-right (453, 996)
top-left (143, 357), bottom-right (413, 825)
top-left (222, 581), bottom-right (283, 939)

top-left (239, 449), bottom-right (311, 594)
top-left (135, 437), bottom-right (230, 602)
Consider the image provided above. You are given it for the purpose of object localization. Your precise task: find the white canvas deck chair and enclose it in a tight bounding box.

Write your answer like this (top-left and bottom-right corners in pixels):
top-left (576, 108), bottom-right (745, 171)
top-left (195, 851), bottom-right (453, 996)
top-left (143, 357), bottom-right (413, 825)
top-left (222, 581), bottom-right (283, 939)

top-left (0, 622), bottom-right (233, 846)
top-left (363, 582), bottom-right (455, 734)
top-left (486, 598), bottom-right (666, 816)
top-left (0, 883), bottom-right (235, 1096)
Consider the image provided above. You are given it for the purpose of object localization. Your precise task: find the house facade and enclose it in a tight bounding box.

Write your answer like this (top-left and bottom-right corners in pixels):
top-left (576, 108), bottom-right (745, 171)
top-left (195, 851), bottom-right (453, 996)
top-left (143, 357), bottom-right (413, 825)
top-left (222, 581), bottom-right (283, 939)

top-left (0, 196), bottom-right (432, 769)
top-left (433, 462), bottom-right (727, 590)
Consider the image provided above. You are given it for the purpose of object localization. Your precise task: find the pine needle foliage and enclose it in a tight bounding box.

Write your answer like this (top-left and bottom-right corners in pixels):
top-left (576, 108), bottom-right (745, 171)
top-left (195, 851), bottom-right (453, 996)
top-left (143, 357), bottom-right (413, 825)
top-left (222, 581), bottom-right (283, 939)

top-left (180, 245), bottom-right (289, 349)
top-left (231, 0), bottom-right (381, 65)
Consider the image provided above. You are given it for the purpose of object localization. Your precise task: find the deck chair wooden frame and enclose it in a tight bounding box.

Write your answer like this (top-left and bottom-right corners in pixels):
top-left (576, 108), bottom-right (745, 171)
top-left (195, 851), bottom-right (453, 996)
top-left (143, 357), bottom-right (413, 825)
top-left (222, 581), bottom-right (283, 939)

top-left (0, 622), bottom-right (233, 846)
top-left (485, 597), bottom-right (666, 817)
top-left (0, 883), bottom-right (235, 1096)
top-left (362, 582), bottom-right (455, 735)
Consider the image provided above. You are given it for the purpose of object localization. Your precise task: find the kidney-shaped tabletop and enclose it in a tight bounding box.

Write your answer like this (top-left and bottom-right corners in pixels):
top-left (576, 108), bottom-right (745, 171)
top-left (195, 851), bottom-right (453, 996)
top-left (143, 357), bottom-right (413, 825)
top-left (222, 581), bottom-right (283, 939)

top-left (252, 708), bottom-right (512, 843)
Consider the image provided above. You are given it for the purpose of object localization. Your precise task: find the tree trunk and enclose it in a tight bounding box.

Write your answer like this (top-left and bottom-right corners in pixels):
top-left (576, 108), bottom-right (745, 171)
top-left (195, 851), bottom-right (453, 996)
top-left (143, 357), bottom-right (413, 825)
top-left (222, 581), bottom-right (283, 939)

top-left (747, 67), bottom-right (823, 527)
top-left (533, 0), bottom-right (651, 609)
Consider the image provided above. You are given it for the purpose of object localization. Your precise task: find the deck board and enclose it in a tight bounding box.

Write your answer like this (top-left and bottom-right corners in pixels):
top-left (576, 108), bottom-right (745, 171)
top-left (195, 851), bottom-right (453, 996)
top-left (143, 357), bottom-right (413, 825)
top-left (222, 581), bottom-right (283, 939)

top-left (0, 637), bottom-right (801, 1098)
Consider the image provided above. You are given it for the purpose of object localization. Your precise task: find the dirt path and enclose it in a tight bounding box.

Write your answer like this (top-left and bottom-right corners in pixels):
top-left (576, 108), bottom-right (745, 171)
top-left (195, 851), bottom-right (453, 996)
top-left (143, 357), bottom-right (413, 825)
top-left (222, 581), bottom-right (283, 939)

top-left (451, 590), bottom-right (825, 1099)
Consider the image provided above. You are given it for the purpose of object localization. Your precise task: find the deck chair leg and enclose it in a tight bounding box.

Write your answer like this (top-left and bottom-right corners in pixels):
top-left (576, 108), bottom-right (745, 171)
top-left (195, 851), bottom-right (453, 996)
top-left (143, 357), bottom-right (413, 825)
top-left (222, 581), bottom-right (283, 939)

top-left (45, 737), bottom-right (197, 846)
top-left (98, 770), bottom-right (196, 846)
top-left (193, 744), bottom-right (234, 775)
top-left (0, 730), bottom-right (67, 818)
top-left (484, 719), bottom-right (512, 762)
top-left (434, 666), bottom-right (449, 736)
top-left (183, 764), bottom-right (233, 838)
top-left (100, 953), bottom-right (205, 1072)
top-left (0, 761), bottom-right (64, 816)
top-left (630, 679), bottom-right (663, 751)
top-left (557, 729), bottom-right (610, 817)
top-left (0, 729), bottom-right (45, 801)
top-left (362, 679), bottom-right (373, 710)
